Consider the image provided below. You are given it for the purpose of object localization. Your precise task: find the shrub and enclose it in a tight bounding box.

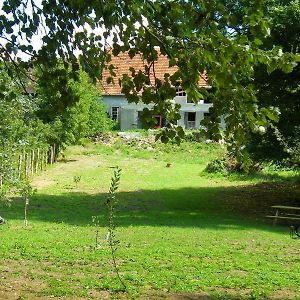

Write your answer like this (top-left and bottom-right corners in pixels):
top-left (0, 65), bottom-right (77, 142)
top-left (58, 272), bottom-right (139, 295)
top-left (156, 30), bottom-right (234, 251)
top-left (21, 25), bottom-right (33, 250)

top-left (36, 65), bottom-right (113, 146)
top-left (184, 130), bottom-right (204, 142)
top-left (205, 158), bottom-right (228, 174)
top-left (204, 155), bottom-right (261, 174)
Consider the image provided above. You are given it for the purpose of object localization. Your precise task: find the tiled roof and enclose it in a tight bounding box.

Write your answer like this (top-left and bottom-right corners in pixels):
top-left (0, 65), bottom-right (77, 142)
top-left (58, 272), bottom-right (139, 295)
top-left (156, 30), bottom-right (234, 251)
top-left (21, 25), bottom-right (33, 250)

top-left (99, 50), bottom-right (208, 95)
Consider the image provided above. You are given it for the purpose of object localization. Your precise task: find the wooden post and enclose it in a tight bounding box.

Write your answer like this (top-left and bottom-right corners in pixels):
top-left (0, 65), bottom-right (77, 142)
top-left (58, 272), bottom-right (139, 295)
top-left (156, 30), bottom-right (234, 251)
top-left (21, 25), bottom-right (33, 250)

top-left (40, 150), bottom-right (42, 171)
top-left (273, 209), bottom-right (279, 226)
top-left (45, 148), bottom-right (49, 166)
top-left (50, 146), bottom-right (54, 164)
top-left (36, 148), bottom-right (40, 173)
top-left (22, 149), bottom-right (26, 179)
top-left (31, 149), bottom-right (34, 176)
top-left (42, 150), bottom-right (44, 170)
top-left (53, 144), bottom-right (56, 163)
top-left (18, 153), bottom-right (23, 179)
top-left (41, 149), bottom-right (44, 171)
top-left (24, 152), bottom-right (28, 179)
top-left (45, 148), bottom-right (47, 167)
top-left (28, 151), bottom-right (31, 177)
top-left (47, 147), bottom-right (50, 165)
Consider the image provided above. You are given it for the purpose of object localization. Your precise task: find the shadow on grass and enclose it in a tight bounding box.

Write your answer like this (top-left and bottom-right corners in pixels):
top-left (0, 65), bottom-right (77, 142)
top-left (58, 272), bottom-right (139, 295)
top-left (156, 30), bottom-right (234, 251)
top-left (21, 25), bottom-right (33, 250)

top-left (1, 182), bottom-right (299, 233)
top-left (201, 170), bottom-right (300, 184)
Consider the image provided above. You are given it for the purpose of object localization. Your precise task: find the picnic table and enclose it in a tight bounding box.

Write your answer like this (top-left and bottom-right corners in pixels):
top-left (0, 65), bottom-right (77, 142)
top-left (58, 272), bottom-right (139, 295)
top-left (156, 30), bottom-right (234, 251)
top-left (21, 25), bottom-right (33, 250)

top-left (266, 205), bottom-right (300, 237)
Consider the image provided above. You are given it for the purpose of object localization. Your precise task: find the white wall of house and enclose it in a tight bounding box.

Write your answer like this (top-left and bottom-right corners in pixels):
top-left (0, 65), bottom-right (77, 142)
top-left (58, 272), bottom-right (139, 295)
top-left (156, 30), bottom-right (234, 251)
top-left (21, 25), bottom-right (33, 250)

top-left (102, 94), bottom-right (213, 131)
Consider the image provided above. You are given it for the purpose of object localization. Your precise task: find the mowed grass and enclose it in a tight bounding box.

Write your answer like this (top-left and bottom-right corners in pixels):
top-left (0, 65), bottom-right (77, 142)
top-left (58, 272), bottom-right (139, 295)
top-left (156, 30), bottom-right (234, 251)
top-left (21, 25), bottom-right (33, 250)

top-left (0, 141), bottom-right (299, 300)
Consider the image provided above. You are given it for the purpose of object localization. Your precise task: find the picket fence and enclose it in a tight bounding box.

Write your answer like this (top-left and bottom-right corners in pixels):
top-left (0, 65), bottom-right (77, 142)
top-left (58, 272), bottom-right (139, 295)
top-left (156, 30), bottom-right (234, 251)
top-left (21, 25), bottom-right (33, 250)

top-left (0, 144), bottom-right (58, 187)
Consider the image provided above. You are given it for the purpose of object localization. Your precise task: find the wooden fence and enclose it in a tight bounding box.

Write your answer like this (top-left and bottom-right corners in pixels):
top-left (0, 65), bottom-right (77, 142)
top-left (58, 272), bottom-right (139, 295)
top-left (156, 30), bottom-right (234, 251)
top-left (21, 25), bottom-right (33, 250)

top-left (0, 144), bottom-right (58, 187)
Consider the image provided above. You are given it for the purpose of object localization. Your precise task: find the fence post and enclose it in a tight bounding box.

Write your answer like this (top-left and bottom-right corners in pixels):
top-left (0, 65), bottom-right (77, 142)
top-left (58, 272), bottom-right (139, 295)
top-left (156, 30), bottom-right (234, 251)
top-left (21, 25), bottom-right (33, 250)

top-left (53, 144), bottom-right (56, 163)
top-left (31, 149), bottom-right (34, 176)
top-left (45, 148), bottom-right (48, 167)
top-left (27, 151), bottom-right (30, 176)
top-left (35, 148), bottom-right (40, 173)
top-left (24, 152), bottom-right (28, 179)
top-left (23, 150), bottom-right (26, 179)
top-left (50, 146), bottom-right (54, 164)
top-left (45, 148), bottom-right (47, 168)
top-left (41, 149), bottom-right (44, 171)
top-left (18, 153), bottom-right (23, 179)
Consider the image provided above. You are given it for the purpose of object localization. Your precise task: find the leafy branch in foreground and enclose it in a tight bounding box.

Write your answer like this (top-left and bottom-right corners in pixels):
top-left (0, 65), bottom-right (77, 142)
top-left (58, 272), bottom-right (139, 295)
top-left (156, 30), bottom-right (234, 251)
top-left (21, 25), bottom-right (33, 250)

top-left (106, 166), bottom-right (126, 290)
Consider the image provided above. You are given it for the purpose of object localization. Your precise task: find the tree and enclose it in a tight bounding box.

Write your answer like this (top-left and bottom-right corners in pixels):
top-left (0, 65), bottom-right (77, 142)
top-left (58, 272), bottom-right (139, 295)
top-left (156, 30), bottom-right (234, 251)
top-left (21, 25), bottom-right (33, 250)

top-left (0, 64), bottom-right (47, 201)
top-left (248, 0), bottom-right (300, 165)
top-left (0, 0), bottom-right (299, 169)
top-left (36, 65), bottom-right (112, 146)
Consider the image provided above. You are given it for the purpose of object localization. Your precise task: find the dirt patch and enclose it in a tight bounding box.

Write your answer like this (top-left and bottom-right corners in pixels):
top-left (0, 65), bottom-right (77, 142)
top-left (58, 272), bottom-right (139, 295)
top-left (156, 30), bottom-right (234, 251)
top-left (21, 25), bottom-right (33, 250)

top-left (0, 259), bottom-right (121, 299)
top-left (269, 288), bottom-right (300, 300)
top-left (0, 274), bottom-right (47, 300)
top-left (85, 289), bottom-right (112, 299)
top-left (31, 155), bottom-right (106, 191)
top-left (32, 178), bottom-right (56, 189)
top-left (225, 269), bottom-right (249, 277)
top-left (140, 291), bottom-right (212, 300)
top-left (0, 260), bottom-right (48, 299)
top-left (208, 287), bottom-right (253, 298)
top-left (164, 293), bottom-right (212, 300)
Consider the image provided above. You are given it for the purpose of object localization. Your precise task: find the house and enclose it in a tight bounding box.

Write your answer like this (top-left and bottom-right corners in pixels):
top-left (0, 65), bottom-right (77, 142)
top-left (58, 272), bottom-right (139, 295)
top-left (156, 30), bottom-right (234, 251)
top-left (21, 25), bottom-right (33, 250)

top-left (99, 51), bottom-right (213, 131)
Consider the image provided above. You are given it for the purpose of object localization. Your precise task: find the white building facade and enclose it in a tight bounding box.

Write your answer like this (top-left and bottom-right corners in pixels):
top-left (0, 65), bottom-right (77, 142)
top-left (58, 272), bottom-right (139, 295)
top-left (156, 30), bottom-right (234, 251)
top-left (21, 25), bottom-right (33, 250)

top-left (102, 94), bottom-right (213, 131)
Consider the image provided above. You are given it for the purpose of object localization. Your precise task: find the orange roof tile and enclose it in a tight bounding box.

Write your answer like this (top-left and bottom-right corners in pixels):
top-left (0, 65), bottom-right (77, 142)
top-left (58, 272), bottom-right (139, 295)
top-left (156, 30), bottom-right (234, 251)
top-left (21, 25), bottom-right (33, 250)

top-left (99, 50), bottom-right (208, 95)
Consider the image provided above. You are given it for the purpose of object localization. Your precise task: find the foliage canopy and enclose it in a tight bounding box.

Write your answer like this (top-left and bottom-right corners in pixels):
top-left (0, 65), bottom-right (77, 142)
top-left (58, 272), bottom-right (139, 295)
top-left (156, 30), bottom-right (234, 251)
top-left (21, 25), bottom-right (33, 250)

top-left (249, 0), bottom-right (300, 165)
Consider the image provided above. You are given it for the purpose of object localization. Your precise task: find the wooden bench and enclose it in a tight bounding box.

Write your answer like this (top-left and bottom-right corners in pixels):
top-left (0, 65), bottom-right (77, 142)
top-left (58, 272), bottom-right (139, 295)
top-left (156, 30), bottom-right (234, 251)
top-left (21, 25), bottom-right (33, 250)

top-left (266, 206), bottom-right (300, 237)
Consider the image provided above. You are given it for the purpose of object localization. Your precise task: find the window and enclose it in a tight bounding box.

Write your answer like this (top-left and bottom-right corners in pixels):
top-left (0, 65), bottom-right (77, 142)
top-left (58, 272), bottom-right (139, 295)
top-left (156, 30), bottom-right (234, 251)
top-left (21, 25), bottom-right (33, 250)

top-left (185, 112), bottom-right (196, 129)
top-left (175, 87), bottom-right (186, 96)
top-left (187, 112), bottom-right (196, 122)
top-left (111, 107), bottom-right (119, 121)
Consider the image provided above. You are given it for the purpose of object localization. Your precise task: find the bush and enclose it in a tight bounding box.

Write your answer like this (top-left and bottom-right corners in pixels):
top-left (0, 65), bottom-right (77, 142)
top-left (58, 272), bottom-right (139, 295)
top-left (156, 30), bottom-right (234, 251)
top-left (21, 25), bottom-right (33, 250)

top-left (184, 130), bottom-right (204, 142)
top-left (36, 66), bottom-right (113, 146)
top-left (205, 158), bottom-right (228, 174)
top-left (204, 155), bottom-right (262, 174)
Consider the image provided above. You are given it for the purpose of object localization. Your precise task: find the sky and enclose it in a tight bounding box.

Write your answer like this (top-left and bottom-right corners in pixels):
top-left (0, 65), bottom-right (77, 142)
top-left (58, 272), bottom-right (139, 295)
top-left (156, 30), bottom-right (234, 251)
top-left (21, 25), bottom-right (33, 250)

top-left (0, 1), bottom-right (148, 62)
top-left (0, 0), bottom-right (113, 61)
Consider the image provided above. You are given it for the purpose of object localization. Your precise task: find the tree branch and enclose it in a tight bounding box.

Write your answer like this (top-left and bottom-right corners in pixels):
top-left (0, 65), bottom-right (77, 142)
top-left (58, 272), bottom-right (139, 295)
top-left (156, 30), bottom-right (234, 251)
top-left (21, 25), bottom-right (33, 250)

top-left (142, 25), bottom-right (173, 59)
top-left (0, 46), bottom-right (34, 97)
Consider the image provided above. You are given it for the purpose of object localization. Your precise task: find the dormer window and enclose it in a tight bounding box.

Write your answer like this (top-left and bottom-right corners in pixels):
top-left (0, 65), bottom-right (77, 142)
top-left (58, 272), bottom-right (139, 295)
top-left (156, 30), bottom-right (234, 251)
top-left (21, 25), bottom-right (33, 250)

top-left (175, 87), bottom-right (186, 96)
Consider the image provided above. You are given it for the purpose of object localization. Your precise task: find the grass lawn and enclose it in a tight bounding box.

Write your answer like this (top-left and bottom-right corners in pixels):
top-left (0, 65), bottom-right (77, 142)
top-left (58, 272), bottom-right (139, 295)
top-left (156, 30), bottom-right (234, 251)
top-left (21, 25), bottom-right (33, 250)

top-left (0, 141), bottom-right (299, 299)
